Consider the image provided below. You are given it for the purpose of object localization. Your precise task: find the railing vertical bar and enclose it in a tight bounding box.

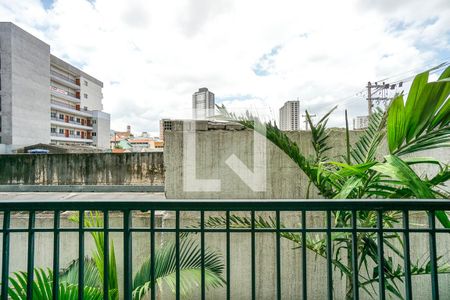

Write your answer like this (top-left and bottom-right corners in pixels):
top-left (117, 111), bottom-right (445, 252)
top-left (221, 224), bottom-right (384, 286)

top-left (27, 211), bottom-right (36, 300)
top-left (301, 210), bottom-right (307, 300)
top-left (351, 210), bottom-right (359, 300)
top-left (429, 210), bottom-right (439, 300)
top-left (52, 211), bottom-right (60, 300)
top-left (226, 211), bottom-right (231, 300)
top-left (103, 211), bottom-right (109, 300)
top-left (150, 210), bottom-right (156, 300)
top-left (175, 210), bottom-right (180, 300)
top-left (251, 210), bottom-right (256, 300)
top-left (200, 211), bottom-right (206, 300)
top-left (377, 210), bottom-right (385, 300)
top-left (326, 210), bottom-right (333, 300)
top-left (123, 210), bottom-right (132, 300)
top-left (402, 211), bottom-right (412, 300)
top-left (1, 211), bottom-right (10, 300)
top-left (276, 210), bottom-right (281, 300)
top-left (78, 211), bottom-right (85, 300)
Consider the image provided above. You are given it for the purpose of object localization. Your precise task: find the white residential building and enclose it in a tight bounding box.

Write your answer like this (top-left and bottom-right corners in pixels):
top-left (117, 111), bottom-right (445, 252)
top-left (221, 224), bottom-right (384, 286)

top-left (192, 87), bottom-right (215, 119)
top-left (279, 100), bottom-right (300, 131)
top-left (0, 22), bottom-right (110, 153)
top-left (353, 115), bottom-right (369, 129)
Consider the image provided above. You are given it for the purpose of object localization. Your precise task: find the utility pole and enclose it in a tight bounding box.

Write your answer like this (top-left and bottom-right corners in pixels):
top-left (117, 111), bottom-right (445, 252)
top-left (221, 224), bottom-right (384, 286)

top-left (366, 81), bottom-right (392, 116)
top-left (367, 81), bottom-right (373, 116)
top-left (302, 114), bottom-right (316, 130)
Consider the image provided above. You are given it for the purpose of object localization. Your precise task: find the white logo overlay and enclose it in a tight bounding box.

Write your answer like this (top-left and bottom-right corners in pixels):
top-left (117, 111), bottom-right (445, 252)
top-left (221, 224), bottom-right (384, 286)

top-left (182, 118), bottom-right (267, 192)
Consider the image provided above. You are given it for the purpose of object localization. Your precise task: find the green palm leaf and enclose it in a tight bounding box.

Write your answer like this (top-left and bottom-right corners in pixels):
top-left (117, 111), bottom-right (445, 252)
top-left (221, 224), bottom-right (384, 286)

top-left (7, 268), bottom-right (104, 300)
top-left (132, 238), bottom-right (225, 300)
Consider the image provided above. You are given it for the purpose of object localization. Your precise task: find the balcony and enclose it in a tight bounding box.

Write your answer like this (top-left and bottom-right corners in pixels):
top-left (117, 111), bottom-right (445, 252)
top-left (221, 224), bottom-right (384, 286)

top-left (51, 117), bottom-right (93, 130)
top-left (50, 70), bottom-right (80, 90)
top-left (51, 100), bottom-right (92, 118)
top-left (50, 86), bottom-right (80, 103)
top-left (50, 132), bottom-right (93, 143)
top-left (0, 199), bottom-right (449, 299)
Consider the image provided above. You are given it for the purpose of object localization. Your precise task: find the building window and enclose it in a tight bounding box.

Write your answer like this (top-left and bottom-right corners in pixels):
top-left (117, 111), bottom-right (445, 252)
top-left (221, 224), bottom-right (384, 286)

top-left (0, 136), bottom-right (2, 144)
top-left (93, 120), bottom-right (97, 124)
top-left (76, 131), bottom-right (80, 136)
top-left (92, 132), bottom-right (97, 136)
top-left (51, 127), bottom-right (56, 133)
top-left (0, 95), bottom-right (1, 112)
top-left (59, 114), bottom-right (64, 120)
top-left (0, 116), bottom-right (2, 132)
top-left (59, 129), bottom-right (64, 134)
top-left (51, 112), bottom-right (57, 118)
top-left (76, 118), bottom-right (80, 123)
top-left (84, 93), bottom-right (88, 99)
top-left (84, 80), bottom-right (88, 86)
top-left (70, 130), bottom-right (74, 135)
top-left (69, 116), bottom-right (74, 121)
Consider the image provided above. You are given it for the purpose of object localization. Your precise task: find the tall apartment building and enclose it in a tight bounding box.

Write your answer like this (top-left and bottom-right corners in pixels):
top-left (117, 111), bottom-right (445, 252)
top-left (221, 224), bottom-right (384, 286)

top-left (353, 115), bottom-right (369, 130)
top-left (279, 100), bottom-right (300, 131)
top-left (192, 87), bottom-right (215, 119)
top-left (0, 22), bottom-right (110, 153)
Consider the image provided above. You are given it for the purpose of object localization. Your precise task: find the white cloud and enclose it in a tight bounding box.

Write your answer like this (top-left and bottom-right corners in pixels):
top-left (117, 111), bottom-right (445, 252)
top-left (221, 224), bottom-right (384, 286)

top-left (0, 0), bottom-right (448, 134)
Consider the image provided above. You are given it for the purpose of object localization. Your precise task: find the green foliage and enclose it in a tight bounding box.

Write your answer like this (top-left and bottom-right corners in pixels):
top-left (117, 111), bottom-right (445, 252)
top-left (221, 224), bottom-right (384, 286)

top-left (132, 238), bottom-right (225, 300)
top-left (216, 65), bottom-right (450, 299)
top-left (7, 268), bottom-right (103, 300)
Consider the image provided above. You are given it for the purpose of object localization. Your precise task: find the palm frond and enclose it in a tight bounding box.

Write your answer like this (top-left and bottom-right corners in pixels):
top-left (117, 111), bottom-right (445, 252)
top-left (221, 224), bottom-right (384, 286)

top-left (132, 238), bottom-right (225, 300)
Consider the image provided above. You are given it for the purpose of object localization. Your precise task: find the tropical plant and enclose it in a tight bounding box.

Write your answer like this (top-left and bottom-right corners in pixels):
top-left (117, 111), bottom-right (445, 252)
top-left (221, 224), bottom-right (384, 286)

top-left (212, 64), bottom-right (450, 299)
top-left (7, 212), bottom-right (225, 299)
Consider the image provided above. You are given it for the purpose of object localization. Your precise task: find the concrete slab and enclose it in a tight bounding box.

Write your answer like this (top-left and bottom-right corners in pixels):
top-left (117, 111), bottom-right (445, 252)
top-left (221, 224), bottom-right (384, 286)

top-left (0, 192), bottom-right (166, 201)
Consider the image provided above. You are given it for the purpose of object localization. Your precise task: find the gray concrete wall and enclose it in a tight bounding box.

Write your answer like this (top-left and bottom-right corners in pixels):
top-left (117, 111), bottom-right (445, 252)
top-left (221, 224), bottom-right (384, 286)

top-left (0, 152), bottom-right (164, 185)
top-left (164, 121), bottom-right (449, 199)
top-left (1, 211), bottom-right (447, 299)
top-left (9, 22), bottom-right (51, 148)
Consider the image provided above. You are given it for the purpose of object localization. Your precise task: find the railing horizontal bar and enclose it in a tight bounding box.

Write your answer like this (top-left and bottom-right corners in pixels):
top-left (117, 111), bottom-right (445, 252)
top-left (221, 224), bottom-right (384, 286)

top-left (5, 227), bottom-right (450, 233)
top-left (0, 199), bottom-right (449, 211)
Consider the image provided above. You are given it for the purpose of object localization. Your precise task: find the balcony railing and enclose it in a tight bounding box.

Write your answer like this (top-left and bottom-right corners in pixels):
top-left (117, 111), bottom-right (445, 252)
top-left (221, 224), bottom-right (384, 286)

top-left (50, 86), bottom-right (78, 99)
top-left (50, 70), bottom-right (78, 85)
top-left (0, 200), bottom-right (449, 299)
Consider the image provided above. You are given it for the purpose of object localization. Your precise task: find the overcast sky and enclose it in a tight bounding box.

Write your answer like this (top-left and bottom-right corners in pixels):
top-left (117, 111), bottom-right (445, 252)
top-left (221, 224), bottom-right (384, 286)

top-left (1, 0), bottom-right (449, 135)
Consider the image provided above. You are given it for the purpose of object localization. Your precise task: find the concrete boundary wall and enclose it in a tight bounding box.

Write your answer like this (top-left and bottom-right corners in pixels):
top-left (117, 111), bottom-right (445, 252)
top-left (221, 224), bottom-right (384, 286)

top-left (0, 152), bottom-right (164, 185)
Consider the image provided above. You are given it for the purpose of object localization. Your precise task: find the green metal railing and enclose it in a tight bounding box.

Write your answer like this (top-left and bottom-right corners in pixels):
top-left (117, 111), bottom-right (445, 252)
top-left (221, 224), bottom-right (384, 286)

top-left (0, 199), bottom-right (449, 300)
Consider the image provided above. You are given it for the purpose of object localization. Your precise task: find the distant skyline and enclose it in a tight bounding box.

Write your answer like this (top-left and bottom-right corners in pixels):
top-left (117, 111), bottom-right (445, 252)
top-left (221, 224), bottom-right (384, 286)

top-left (1, 0), bottom-right (449, 134)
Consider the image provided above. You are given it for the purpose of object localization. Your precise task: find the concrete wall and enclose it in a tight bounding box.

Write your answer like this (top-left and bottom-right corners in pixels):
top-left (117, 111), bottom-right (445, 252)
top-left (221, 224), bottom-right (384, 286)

top-left (164, 121), bottom-right (449, 199)
top-left (92, 110), bottom-right (111, 149)
top-left (0, 152), bottom-right (164, 185)
top-left (1, 211), bottom-right (448, 299)
top-left (0, 22), bottom-right (51, 149)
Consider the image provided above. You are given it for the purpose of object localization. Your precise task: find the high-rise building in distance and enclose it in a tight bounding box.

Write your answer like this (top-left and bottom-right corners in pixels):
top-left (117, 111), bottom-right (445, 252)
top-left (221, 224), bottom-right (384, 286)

top-left (353, 115), bottom-right (369, 129)
top-left (279, 100), bottom-right (300, 131)
top-left (192, 87), bottom-right (215, 119)
top-left (0, 22), bottom-right (110, 153)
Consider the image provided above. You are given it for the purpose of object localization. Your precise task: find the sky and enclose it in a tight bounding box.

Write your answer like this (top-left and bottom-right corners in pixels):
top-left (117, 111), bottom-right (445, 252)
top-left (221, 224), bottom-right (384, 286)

top-left (0, 0), bottom-right (449, 135)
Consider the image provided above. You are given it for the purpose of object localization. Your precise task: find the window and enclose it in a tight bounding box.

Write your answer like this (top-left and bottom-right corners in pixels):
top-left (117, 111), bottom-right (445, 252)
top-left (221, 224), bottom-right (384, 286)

top-left (84, 93), bottom-right (88, 99)
top-left (0, 95), bottom-right (1, 112)
top-left (76, 118), bottom-right (80, 123)
top-left (59, 129), bottom-right (64, 134)
top-left (69, 116), bottom-right (74, 121)
top-left (59, 114), bottom-right (64, 120)
top-left (0, 116), bottom-right (2, 132)
top-left (69, 130), bottom-right (74, 135)
top-left (0, 136), bottom-right (2, 144)
top-left (76, 131), bottom-right (80, 136)
top-left (51, 112), bottom-right (57, 118)
top-left (51, 128), bottom-right (56, 133)
top-left (92, 132), bottom-right (97, 136)
top-left (92, 120), bottom-right (97, 124)
top-left (84, 80), bottom-right (88, 86)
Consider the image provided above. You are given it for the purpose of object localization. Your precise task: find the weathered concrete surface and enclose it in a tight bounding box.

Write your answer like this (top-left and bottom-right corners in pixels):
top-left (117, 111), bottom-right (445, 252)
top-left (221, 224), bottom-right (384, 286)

top-left (165, 127), bottom-right (363, 199)
top-left (165, 124), bottom-right (449, 199)
top-left (0, 152), bottom-right (164, 185)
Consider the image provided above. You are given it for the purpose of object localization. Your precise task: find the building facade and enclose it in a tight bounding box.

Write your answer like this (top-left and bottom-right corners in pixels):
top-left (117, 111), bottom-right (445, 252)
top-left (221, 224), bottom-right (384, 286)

top-left (159, 119), bottom-right (172, 141)
top-left (279, 100), bottom-right (300, 131)
top-left (192, 87), bottom-right (215, 119)
top-left (353, 115), bottom-right (369, 129)
top-left (0, 22), bottom-right (110, 153)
